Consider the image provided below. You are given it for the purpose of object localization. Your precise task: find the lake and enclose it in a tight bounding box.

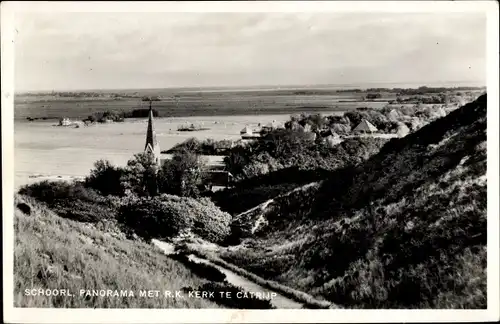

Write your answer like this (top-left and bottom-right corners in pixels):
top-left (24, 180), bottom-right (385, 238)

top-left (14, 112), bottom-right (347, 189)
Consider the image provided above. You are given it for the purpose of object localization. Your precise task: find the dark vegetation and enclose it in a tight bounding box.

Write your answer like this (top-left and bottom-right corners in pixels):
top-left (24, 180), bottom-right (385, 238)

top-left (85, 108), bottom-right (159, 123)
top-left (118, 195), bottom-right (231, 243)
top-left (211, 134), bottom-right (387, 215)
top-left (336, 86), bottom-right (484, 94)
top-left (18, 180), bottom-right (119, 223)
top-left (164, 138), bottom-right (235, 155)
top-left (221, 94), bottom-right (487, 308)
top-left (19, 151), bottom-right (231, 244)
top-left (177, 124), bottom-right (210, 132)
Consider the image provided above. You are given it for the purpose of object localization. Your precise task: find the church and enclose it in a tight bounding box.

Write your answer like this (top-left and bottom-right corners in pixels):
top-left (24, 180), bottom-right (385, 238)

top-left (142, 104), bottom-right (233, 189)
top-left (143, 104), bottom-right (162, 165)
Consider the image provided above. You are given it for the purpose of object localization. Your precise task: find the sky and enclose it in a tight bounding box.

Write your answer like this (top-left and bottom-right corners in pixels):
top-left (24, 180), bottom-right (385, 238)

top-left (13, 12), bottom-right (487, 91)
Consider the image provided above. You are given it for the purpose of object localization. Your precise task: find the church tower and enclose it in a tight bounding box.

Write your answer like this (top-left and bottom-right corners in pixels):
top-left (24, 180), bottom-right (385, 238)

top-left (144, 101), bottom-right (161, 165)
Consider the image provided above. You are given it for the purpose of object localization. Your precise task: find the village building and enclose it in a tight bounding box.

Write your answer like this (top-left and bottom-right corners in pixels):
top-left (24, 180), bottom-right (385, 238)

top-left (241, 125), bottom-right (261, 139)
top-left (396, 123), bottom-right (410, 138)
top-left (353, 119), bottom-right (378, 134)
top-left (324, 134), bottom-right (342, 148)
top-left (144, 105), bottom-right (161, 165)
top-left (59, 118), bottom-right (71, 126)
top-left (240, 126), bottom-right (253, 135)
top-left (386, 109), bottom-right (401, 122)
top-left (144, 106), bottom-right (232, 190)
top-left (262, 120), bottom-right (284, 131)
top-left (303, 123), bottom-right (312, 133)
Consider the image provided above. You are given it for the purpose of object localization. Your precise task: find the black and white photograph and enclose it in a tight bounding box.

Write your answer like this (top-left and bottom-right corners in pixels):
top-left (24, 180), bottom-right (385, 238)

top-left (2, 1), bottom-right (499, 323)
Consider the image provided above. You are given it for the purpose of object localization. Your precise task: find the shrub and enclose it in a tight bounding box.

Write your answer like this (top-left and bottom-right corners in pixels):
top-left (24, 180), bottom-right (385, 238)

top-left (118, 194), bottom-right (231, 243)
top-left (85, 159), bottom-right (126, 196)
top-left (117, 196), bottom-right (191, 240)
top-left (18, 180), bottom-right (117, 222)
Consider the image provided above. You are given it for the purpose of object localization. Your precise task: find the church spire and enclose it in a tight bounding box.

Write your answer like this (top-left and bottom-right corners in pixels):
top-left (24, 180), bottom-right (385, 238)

top-left (144, 100), bottom-right (160, 164)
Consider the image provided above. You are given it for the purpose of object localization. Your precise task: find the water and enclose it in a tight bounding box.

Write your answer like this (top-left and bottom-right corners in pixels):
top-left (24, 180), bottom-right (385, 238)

top-left (14, 112), bottom-right (347, 189)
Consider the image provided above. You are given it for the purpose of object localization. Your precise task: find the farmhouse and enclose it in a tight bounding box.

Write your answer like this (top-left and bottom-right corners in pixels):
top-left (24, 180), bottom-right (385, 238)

top-left (240, 125), bottom-right (261, 139)
top-left (58, 118), bottom-right (72, 126)
top-left (240, 126), bottom-right (253, 135)
top-left (201, 170), bottom-right (234, 189)
top-left (262, 120), bottom-right (284, 131)
top-left (353, 119), bottom-right (378, 133)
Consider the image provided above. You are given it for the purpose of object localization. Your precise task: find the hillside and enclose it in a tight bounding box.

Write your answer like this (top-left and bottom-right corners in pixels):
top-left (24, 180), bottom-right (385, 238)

top-left (222, 94), bottom-right (487, 308)
top-left (13, 195), bottom-right (221, 308)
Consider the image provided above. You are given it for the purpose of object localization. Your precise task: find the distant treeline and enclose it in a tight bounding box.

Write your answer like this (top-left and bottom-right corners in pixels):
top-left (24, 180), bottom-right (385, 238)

top-left (337, 86), bottom-right (485, 95)
top-left (85, 108), bottom-right (159, 123)
top-left (163, 138), bottom-right (236, 155)
top-left (18, 92), bottom-right (163, 100)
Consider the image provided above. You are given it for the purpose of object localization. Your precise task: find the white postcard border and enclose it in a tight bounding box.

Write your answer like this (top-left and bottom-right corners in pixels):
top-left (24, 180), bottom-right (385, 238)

top-left (2, 1), bottom-right (499, 323)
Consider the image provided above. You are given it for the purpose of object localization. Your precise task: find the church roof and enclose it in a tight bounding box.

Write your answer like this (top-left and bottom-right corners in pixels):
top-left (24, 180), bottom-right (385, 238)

top-left (144, 106), bottom-right (160, 162)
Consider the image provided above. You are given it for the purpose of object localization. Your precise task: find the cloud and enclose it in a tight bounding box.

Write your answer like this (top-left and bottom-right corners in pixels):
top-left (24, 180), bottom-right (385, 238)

top-left (13, 12), bottom-right (486, 91)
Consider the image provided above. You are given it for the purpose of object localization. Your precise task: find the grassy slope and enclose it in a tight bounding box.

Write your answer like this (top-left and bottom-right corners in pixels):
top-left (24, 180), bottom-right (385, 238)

top-left (14, 195), bottom-right (221, 308)
top-left (221, 94), bottom-right (487, 308)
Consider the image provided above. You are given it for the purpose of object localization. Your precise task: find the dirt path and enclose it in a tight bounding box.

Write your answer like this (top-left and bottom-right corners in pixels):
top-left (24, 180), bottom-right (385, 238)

top-left (151, 239), bottom-right (304, 309)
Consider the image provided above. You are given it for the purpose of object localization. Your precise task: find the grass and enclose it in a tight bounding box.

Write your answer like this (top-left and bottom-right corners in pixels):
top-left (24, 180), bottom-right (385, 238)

top-left (13, 195), bottom-right (221, 308)
top-left (15, 90), bottom-right (388, 121)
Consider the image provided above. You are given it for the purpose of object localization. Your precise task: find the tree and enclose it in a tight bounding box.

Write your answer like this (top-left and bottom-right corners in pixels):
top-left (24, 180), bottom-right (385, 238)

top-left (224, 145), bottom-right (252, 177)
top-left (158, 149), bottom-right (206, 198)
top-left (121, 153), bottom-right (159, 197)
top-left (85, 159), bottom-right (126, 196)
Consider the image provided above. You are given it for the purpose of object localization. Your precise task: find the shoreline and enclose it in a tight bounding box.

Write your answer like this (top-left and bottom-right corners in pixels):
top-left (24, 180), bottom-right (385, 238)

top-left (14, 106), bottom-right (354, 123)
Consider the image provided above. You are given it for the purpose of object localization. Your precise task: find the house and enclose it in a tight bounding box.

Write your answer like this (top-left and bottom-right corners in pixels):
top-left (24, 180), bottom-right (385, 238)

top-left (201, 170), bottom-right (234, 189)
top-left (396, 122), bottom-right (410, 138)
top-left (386, 109), bottom-right (401, 122)
top-left (59, 118), bottom-right (71, 126)
top-left (262, 120), bottom-right (284, 131)
top-left (240, 126), bottom-right (253, 135)
top-left (353, 119), bottom-right (378, 133)
top-left (303, 124), bottom-right (312, 133)
top-left (324, 134), bottom-right (342, 148)
top-left (241, 126), bottom-right (261, 139)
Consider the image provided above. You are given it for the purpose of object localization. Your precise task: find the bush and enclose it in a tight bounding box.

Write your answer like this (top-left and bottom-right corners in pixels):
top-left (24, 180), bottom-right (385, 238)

top-left (117, 196), bottom-right (191, 240)
top-left (18, 180), bottom-right (117, 222)
top-left (118, 194), bottom-right (231, 243)
top-left (172, 195), bottom-right (231, 243)
top-left (19, 180), bottom-right (102, 205)
top-left (85, 159), bottom-right (126, 196)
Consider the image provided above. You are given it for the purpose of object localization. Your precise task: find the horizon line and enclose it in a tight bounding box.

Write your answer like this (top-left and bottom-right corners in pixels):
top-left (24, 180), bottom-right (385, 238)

top-left (15, 80), bottom-right (486, 94)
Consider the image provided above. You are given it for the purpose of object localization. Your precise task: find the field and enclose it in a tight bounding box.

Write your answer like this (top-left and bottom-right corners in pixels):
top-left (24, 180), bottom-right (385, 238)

top-left (14, 90), bottom-right (388, 120)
